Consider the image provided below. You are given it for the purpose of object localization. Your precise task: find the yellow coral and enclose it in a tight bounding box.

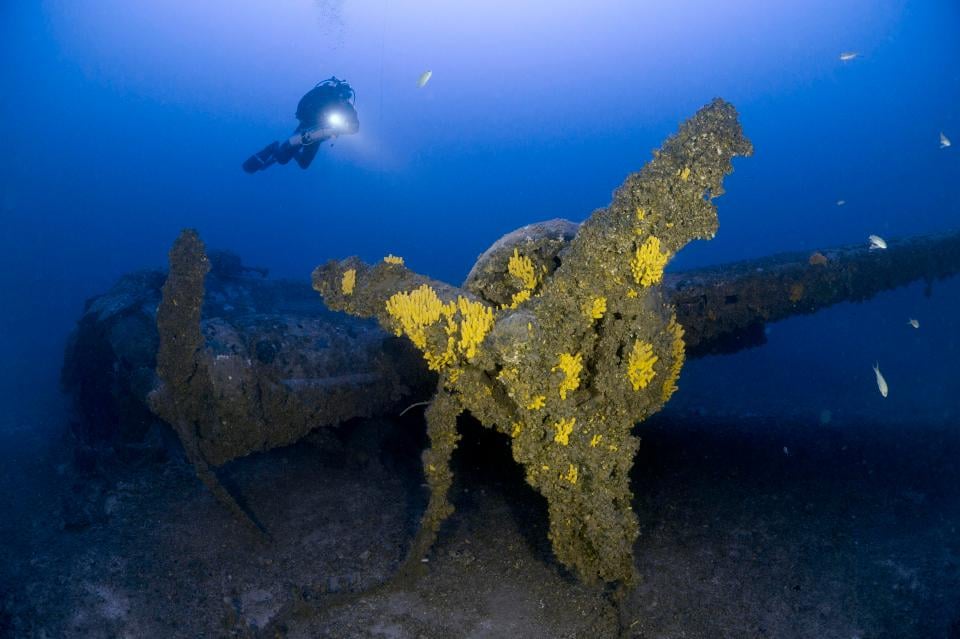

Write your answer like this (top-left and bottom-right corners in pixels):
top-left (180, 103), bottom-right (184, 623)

top-left (553, 417), bottom-right (576, 445)
top-left (563, 464), bottom-right (578, 484)
top-left (341, 269), bottom-right (356, 295)
top-left (426, 311), bottom-right (461, 371)
top-left (635, 206), bottom-right (645, 221)
top-left (661, 315), bottom-right (686, 402)
top-left (385, 284), bottom-right (451, 350)
top-left (527, 395), bottom-right (546, 410)
top-left (508, 248), bottom-right (538, 291)
top-left (456, 297), bottom-right (494, 359)
top-left (586, 297), bottom-right (607, 320)
top-left (424, 336), bottom-right (457, 371)
top-left (511, 422), bottom-right (522, 438)
top-left (679, 166), bottom-right (691, 181)
top-left (627, 339), bottom-right (658, 391)
top-left (553, 352), bottom-right (583, 400)
top-left (626, 288), bottom-right (638, 299)
top-left (385, 286), bottom-right (494, 366)
top-left (508, 289), bottom-right (531, 309)
top-left (590, 434), bottom-right (602, 447)
top-left (630, 235), bottom-right (669, 287)
top-left (383, 254), bottom-right (404, 265)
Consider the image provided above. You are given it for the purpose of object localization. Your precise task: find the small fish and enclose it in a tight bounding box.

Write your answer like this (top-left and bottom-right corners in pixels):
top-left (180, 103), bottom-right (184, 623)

top-left (783, 446), bottom-right (790, 456)
top-left (868, 234), bottom-right (887, 250)
top-left (873, 362), bottom-right (888, 398)
top-left (839, 51), bottom-right (859, 62)
top-left (941, 132), bottom-right (952, 149)
top-left (836, 199), bottom-right (846, 206)
top-left (907, 318), bottom-right (919, 329)
top-left (417, 70), bottom-right (432, 88)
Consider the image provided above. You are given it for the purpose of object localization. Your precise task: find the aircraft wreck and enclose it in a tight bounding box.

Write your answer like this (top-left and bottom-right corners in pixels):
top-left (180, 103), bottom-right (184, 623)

top-left (65, 99), bottom-right (960, 585)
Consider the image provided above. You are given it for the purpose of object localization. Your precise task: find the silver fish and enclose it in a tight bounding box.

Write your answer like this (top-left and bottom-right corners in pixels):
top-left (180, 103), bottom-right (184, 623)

top-left (873, 362), bottom-right (888, 398)
top-left (941, 132), bottom-right (952, 149)
top-left (839, 51), bottom-right (859, 62)
top-left (868, 234), bottom-right (887, 250)
top-left (417, 70), bottom-right (432, 88)
top-left (907, 318), bottom-right (919, 329)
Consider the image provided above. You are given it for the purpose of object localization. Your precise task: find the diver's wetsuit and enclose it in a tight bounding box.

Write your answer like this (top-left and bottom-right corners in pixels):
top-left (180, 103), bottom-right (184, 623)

top-left (243, 77), bottom-right (359, 173)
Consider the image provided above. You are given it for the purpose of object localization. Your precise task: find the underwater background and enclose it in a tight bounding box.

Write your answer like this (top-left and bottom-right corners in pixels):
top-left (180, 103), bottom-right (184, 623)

top-left (1, 1), bottom-right (960, 636)
top-left (1, 0), bottom-right (959, 429)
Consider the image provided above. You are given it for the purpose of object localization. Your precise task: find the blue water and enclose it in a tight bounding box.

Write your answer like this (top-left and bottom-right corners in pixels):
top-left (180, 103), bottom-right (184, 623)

top-left (1, 2), bottom-right (960, 635)
top-left (0, 1), bottom-right (957, 425)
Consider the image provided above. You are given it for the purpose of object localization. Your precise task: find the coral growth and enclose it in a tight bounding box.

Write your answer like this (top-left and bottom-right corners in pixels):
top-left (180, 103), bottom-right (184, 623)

top-left (312, 99), bottom-right (752, 584)
top-left (586, 297), bottom-right (607, 320)
top-left (553, 417), bottom-right (576, 446)
top-left (385, 285), bottom-right (450, 351)
top-left (553, 352), bottom-right (583, 400)
top-left (626, 340), bottom-right (658, 391)
top-left (341, 269), bottom-right (356, 295)
top-left (630, 235), bottom-right (669, 287)
top-left (508, 248), bottom-right (539, 291)
top-left (661, 315), bottom-right (685, 401)
top-left (384, 285), bottom-right (495, 372)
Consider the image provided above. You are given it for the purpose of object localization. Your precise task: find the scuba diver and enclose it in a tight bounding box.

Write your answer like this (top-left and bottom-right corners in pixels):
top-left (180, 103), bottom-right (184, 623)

top-left (242, 77), bottom-right (359, 173)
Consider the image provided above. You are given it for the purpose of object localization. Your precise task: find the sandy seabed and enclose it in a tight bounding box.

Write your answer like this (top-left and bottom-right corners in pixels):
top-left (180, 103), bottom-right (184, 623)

top-left (2, 410), bottom-right (959, 638)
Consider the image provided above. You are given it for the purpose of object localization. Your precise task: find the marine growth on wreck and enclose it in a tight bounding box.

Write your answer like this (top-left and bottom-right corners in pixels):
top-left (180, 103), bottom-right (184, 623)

top-left (312, 98), bottom-right (754, 583)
